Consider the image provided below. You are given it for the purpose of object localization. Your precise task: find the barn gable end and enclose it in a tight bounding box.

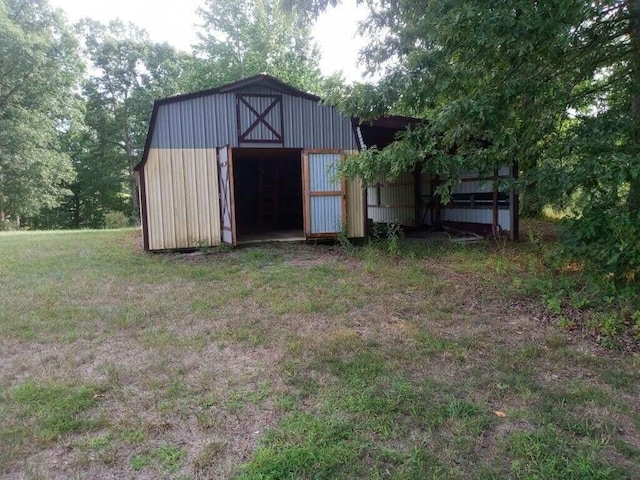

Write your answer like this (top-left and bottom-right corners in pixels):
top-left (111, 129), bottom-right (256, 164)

top-left (147, 86), bottom-right (357, 152)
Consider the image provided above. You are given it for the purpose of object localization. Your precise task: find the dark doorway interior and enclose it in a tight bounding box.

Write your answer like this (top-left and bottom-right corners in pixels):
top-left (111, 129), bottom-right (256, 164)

top-left (232, 148), bottom-right (304, 241)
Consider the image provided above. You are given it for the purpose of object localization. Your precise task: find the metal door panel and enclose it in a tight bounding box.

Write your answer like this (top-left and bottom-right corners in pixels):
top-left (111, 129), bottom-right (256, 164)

top-left (302, 150), bottom-right (345, 237)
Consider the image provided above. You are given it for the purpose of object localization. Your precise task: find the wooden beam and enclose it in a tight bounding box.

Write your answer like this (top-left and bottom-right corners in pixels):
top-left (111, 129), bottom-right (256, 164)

top-left (509, 161), bottom-right (520, 241)
top-left (492, 167), bottom-right (499, 235)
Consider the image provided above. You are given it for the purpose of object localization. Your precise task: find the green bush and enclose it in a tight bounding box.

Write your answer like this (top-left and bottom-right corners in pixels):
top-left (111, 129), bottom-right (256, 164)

top-left (0, 219), bottom-right (15, 231)
top-left (561, 204), bottom-right (640, 286)
top-left (103, 211), bottom-right (130, 229)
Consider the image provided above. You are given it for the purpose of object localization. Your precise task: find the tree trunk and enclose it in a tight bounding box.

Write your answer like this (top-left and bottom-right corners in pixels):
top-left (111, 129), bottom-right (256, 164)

top-left (128, 152), bottom-right (139, 223)
top-left (73, 191), bottom-right (80, 228)
top-left (0, 194), bottom-right (5, 223)
top-left (628, 0), bottom-right (640, 212)
top-left (122, 94), bottom-right (139, 223)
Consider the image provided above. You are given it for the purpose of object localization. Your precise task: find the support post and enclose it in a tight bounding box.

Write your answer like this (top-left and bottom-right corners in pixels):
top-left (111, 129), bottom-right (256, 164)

top-left (492, 167), bottom-right (499, 235)
top-left (509, 162), bottom-right (520, 241)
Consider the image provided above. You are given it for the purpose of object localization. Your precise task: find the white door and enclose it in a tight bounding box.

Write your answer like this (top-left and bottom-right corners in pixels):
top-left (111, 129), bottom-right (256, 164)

top-left (218, 146), bottom-right (236, 245)
top-left (302, 150), bottom-right (346, 238)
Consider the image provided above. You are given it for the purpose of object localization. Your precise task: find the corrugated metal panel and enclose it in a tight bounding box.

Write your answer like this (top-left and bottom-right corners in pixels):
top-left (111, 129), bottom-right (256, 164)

top-left (418, 173), bottom-right (432, 225)
top-left (144, 147), bottom-right (221, 250)
top-left (366, 172), bottom-right (416, 226)
top-left (150, 88), bottom-right (357, 150)
top-left (441, 209), bottom-right (491, 224)
top-left (441, 208), bottom-right (511, 231)
top-left (309, 153), bottom-right (340, 191)
top-left (145, 150), bottom-right (162, 250)
top-left (368, 206), bottom-right (415, 225)
top-left (211, 94), bottom-right (238, 147)
top-left (158, 148), bottom-right (176, 247)
top-left (365, 169), bottom-right (514, 231)
top-left (444, 169), bottom-right (512, 231)
top-left (346, 177), bottom-right (366, 238)
top-left (150, 94), bottom-right (237, 149)
top-left (283, 95), bottom-right (357, 149)
top-left (310, 196), bottom-right (342, 233)
top-left (453, 180), bottom-right (493, 194)
top-left (306, 152), bottom-right (344, 235)
top-left (499, 209), bottom-right (511, 230)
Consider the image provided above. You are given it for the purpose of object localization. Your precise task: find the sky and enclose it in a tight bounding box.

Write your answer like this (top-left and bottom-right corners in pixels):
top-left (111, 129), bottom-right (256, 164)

top-left (48, 0), bottom-right (370, 82)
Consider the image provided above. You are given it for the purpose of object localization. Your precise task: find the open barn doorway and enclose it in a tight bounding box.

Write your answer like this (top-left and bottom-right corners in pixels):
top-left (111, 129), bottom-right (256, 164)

top-left (232, 148), bottom-right (304, 243)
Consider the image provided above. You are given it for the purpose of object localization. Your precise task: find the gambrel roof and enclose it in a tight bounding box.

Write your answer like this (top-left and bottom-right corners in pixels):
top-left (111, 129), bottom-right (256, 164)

top-left (135, 75), bottom-right (329, 172)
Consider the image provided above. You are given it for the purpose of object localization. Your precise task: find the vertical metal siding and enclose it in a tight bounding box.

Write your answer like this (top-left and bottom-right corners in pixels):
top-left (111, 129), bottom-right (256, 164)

top-left (453, 180), bottom-right (492, 194)
top-left (150, 88), bottom-right (357, 150)
top-left (306, 152), bottom-right (344, 235)
top-left (442, 209), bottom-right (492, 224)
top-left (442, 170), bottom-right (512, 231)
top-left (418, 173), bottom-right (432, 225)
top-left (281, 93), bottom-right (357, 149)
top-left (151, 95), bottom-right (237, 149)
top-left (159, 149), bottom-right (176, 248)
top-left (346, 177), bottom-right (366, 238)
top-left (145, 150), bottom-right (162, 249)
top-left (309, 153), bottom-right (340, 191)
top-left (143, 147), bottom-right (221, 250)
top-left (310, 196), bottom-right (342, 233)
top-left (366, 173), bottom-right (416, 226)
top-left (441, 207), bottom-right (510, 230)
top-left (368, 206), bottom-right (415, 225)
top-left (499, 210), bottom-right (511, 231)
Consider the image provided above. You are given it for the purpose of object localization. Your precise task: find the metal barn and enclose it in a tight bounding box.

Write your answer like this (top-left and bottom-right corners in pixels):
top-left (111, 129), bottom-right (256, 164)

top-left (135, 75), bottom-right (519, 251)
top-left (135, 75), bottom-right (366, 251)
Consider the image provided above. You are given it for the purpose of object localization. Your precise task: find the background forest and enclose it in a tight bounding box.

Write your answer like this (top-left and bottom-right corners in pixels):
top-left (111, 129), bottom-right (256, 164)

top-left (2, 0), bottom-right (640, 290)
top-left (0, 0), bottom-right (330, 231)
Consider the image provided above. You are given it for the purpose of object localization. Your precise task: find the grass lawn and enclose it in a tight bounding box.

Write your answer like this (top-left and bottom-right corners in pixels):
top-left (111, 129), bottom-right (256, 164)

top-left (0, 227), bottom-right (638, 479)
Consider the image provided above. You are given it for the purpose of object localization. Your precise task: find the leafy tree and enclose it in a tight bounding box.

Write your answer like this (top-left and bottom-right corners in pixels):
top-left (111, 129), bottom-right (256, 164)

top-left (0, 0), bottom-right (82, 224)
top-left (303, 0), bottom-right (640, 283)
top-left (77, 20), bottom-right (190, 224)
top-left (192, 0), bottom-right (325, 93)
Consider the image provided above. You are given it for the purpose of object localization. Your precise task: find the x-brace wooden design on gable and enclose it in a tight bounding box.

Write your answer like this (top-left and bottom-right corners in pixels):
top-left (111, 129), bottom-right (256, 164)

top-left (236, 94), bottom-right (284, 144)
